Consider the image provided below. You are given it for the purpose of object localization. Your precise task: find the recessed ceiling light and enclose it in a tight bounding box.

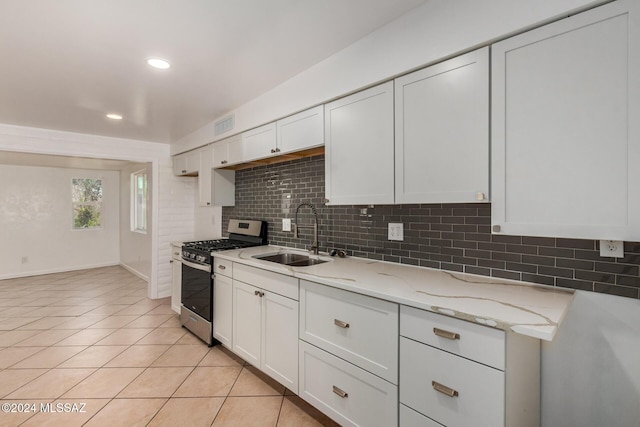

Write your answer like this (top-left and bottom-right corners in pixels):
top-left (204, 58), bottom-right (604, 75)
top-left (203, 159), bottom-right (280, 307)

top-left (106, 113), bottom-right (123, 120)
top-left (147, 57), bottom-right (171, 70)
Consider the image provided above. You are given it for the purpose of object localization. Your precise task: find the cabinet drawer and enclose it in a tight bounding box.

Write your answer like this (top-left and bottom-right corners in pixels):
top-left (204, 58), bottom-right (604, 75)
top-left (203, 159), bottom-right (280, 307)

top-left (401, 305), bottom-right (505, 370)
top-left (213, 258), bottom-right (233, 277)
top-left (171, 244), bottom-right (182, 261)
top-left (234, 263), bottom-right (298, 300)
top-left (400, 404), bottom-right (443, 427)
top-left (300, 280), bottom-right (398, 383)
top-left (400, 337), bottom-right (504, 427)
top-left (299, 340), bottom-right (397, 427)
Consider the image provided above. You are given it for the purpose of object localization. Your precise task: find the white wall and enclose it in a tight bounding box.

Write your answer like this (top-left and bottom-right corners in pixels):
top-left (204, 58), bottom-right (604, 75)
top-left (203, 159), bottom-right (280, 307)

top-left (119, 162), bottom-right (152, 281)
top-left (541, 291), bottom-right (640, 427)
top-left (0, 123), bottom-right (191, 299)
top-left (0, 164), bottom-right (120, 278)
top-left (174, 0), bottom-right (607, 154)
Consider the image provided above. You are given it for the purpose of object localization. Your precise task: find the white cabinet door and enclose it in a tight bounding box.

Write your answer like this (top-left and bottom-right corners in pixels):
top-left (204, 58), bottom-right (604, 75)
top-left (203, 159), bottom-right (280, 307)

top-left (232, 280), bottom-right (261, 367)
top-left (213, 134), bottom-right (243, 168)
top-left (173, 150), bottom-right (199, 176)
top-left (170, 245), bottom-right (182, 314)
top-left (198, 146), bottom-right (213, 207)
top-left (395, 47), bottom-right (489, 204)
top-left (213, 273), bottom-right (233, 348)
top-left (241, 122), bottom-right (277, 163)
top-left (325, 81), bottom-right (395, 205)
top-left (492, 1), bottom-right (640, 240)
top-left (262, 291), bottom-right (299, 393)
top-left (276, 105), bottom-right (324, 155)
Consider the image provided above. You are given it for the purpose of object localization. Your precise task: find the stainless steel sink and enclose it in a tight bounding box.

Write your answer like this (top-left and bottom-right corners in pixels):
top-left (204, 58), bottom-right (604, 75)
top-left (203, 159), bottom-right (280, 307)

top-left (253, 252), bottom-right (328, 267)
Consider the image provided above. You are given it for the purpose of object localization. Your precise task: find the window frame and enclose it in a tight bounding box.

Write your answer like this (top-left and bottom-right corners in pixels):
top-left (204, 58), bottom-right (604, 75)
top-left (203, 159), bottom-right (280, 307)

top-left (131, 169), bottom-right (148, 234)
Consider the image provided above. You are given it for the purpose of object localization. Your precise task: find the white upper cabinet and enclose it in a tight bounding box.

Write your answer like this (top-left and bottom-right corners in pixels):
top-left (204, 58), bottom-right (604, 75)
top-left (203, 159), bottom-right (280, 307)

top-left (395, 47), bottom-right (489, 204)
top-left (276, 105), bottom-right (324, 155)
top-left (172, 150), bottom-right (199, 176)
top-left (213, 134), bottom-right (243, 169)
top-left (241, 122), bottom-right (277, 163)
top-left (492, 1), bottom-right (640, 240)
top-left (325, 81), bottom-right (395, 205)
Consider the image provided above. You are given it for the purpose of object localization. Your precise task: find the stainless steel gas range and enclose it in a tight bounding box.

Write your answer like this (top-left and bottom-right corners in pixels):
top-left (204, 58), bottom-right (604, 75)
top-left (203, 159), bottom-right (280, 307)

top-left (180, 219), bottom-right (267, 345)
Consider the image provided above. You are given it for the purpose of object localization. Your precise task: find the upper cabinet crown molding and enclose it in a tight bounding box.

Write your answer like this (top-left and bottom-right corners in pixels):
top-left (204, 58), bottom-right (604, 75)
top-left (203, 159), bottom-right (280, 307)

top-left (395, 47), bottom-right (490, 204)
top-left (491, 0), bottom-right (640, 241)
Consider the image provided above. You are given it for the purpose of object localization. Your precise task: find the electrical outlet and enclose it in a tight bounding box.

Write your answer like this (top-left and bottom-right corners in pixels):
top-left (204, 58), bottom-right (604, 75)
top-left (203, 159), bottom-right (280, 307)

top-left (599, 240), bottom-right (624, 258)
top-left (388, 223), bottom-right (404, 241)
top-left (282, 218), bottom-right (292, 232)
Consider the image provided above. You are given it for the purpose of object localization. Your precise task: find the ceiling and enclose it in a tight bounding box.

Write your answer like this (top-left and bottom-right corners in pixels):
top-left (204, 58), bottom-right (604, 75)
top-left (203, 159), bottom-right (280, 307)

top-left (0, 151), bottom-right (143, 170)
top-left (0, 0), bottom-right (426, 145)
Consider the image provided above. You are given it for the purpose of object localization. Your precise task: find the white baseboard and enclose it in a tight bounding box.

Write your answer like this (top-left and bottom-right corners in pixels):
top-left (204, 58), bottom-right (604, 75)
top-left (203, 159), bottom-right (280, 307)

top-left (0, 262), bottom-right (120, 281)
top-left (119, 263), bottom-right (150, 282)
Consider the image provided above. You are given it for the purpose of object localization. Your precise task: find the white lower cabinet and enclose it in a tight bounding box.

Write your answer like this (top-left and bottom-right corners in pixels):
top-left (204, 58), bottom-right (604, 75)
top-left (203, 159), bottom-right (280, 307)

top-left (400, 404), bottom-right (443, 427)
top-left (212, 273), bottom-right (233, 348)
top-left (400, 305), bottom-right (540, 427)
top-left (170, 244), bottom-right (182, 314)
top-left (299, 340), bottom-right (397, 427)
top-left (231, 264), bottom-right (299, 393)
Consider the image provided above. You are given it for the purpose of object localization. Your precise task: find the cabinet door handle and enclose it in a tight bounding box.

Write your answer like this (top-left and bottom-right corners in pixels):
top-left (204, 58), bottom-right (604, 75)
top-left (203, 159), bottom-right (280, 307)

top-left (169, 260), bottom-right (173, 263)
top-left (334, 319), bottom-right (349, 329)
top-left (432, 381), bottom-right (459, 398)
top-left (332, 385), bottom-right (348, 398)
top-left (181, 169), bottom-right (187, 173)
top-left (174, 252), bottom-right (180, 256)
top-left (433, 328), bottom-right (460, 340)
top-left (254, 290), bottom-right (264, 297)
top-left (218, 265), bottom-right (226, 270)
top-left (221, 160), bottom-right (228, 165)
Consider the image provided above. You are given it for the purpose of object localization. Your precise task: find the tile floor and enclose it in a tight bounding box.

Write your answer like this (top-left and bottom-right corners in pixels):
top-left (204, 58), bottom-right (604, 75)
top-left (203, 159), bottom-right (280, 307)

top-left (0, 266), bottom-right (340, 427)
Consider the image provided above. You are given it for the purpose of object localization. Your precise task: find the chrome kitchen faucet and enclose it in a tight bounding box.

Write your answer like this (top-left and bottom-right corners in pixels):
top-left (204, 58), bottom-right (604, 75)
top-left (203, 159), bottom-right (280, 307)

top-left (293, 202), bottom-right (319, 255)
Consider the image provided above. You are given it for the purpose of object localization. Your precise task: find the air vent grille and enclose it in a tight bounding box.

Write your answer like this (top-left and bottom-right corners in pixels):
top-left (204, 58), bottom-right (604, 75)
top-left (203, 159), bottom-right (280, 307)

top-left (214, 115), bottom-right (235, 136)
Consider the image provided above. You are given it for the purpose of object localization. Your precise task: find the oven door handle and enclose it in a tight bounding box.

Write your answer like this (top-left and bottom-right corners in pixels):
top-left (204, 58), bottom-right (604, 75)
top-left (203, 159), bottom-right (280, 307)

top-left (181, 258), bottom-right (212, 273)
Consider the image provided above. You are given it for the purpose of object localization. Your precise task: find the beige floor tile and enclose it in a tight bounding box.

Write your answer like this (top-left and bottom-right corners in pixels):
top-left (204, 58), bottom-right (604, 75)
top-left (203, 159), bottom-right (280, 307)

top-left (198, 346), bottom-right (244, 367)
top-left (94, 328), bottom-right (153, 345)
top-left (12, 346), bottom-right (87, 369)
top-left (0, 317), bottom-right (42, 330)
top-left (174, 331), bottom-right (204, 345)
top-left (277, 395), bottom-right (341, 427)
top-left (63, 367), bottom-right (145, 398)
top-left (147, 397), bottom-right (225, 427)
top-left (0, 346), bottom-right (45, 369)
top-left (0, 306), bottom-right (40, 316)
top-left (229, 365), bottom-right (286, 396)
top-left (84, 398), bottom-right (166, 427)
top-left (17, 316), bottom-right (76, 330)
top-left (104, 345), bottom-right (169, 367)
top-left (58, 345), bottom-right (128, 368)
top-left (83, 305), bottom-right (129, 316)
top-left (151, 344), bottom-right (209, 367)
top-left (124, 314), bottom-right (173, 328)
top-left (174, 366), bottom-right (242, 397)
top-left (55, 328), bottom-right (116, 346)
top-left (51, 304), bottom-right (98, 316)
top-left (136, 327), bottom-right (186, 345)
top-left (87, 315), bottom-right (139, 329)
top-left (5, 368), bottom-right (95, 399)
top-left (51, 315), bottom-right (107, 330)
top-left (158, 316), bottom-right (181, 328)
top-left (0, 330), bottom-right (41, 347)
top-left (146, 305), bottom-right (176, 315)
top-left (0, 399), bottom-right (50, 427)
top-left (118, 367), bottom-right (193, 398)
top-left (14, 329), bottom-right (80, 347)
top-left (20, 398), bottom-right (110, 427)
top-left (0, 369), bottom-right (47, 397)
top-left (212, 396), bottom-right (283, 427)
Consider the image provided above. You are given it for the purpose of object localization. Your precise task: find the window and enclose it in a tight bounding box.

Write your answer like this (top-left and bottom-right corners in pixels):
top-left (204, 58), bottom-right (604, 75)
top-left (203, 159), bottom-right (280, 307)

top-left (131, 170), bottom-right (147, 233)
top-left (72, 178), bottom-right (103, 229)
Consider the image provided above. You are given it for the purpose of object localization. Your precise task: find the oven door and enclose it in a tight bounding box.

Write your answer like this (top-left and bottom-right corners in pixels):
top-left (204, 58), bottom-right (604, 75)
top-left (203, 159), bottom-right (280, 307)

top-left (181, 259), bottom-right (212, 322)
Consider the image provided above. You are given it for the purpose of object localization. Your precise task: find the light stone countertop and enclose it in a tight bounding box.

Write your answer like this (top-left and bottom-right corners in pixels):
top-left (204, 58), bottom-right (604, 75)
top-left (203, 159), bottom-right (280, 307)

top-left (213, 245), bottom-right (575, 341)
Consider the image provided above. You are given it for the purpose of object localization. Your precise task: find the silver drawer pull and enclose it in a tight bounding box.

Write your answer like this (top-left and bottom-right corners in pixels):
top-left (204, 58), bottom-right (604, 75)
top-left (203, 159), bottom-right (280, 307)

top-left (334, 319), bottom-right (350, 329)
top-left (218, 264), bottom-right (226, 270)
top-left (332, 385), bottom-right (348, 398)
top-left (433, 327), bottom-right (460, 340)
top-left (432, 381), bottom-right (459, 398)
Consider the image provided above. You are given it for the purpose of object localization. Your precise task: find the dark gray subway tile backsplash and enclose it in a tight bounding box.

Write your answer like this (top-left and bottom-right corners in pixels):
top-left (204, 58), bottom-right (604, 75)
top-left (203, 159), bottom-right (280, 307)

top-left (222, 155), bottom-right (640, 300)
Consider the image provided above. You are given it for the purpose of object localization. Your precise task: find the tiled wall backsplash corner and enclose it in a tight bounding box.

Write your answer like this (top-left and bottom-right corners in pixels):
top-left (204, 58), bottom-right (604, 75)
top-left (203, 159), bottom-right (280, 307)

top-left (222, 155), bottom-right (640, 300)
